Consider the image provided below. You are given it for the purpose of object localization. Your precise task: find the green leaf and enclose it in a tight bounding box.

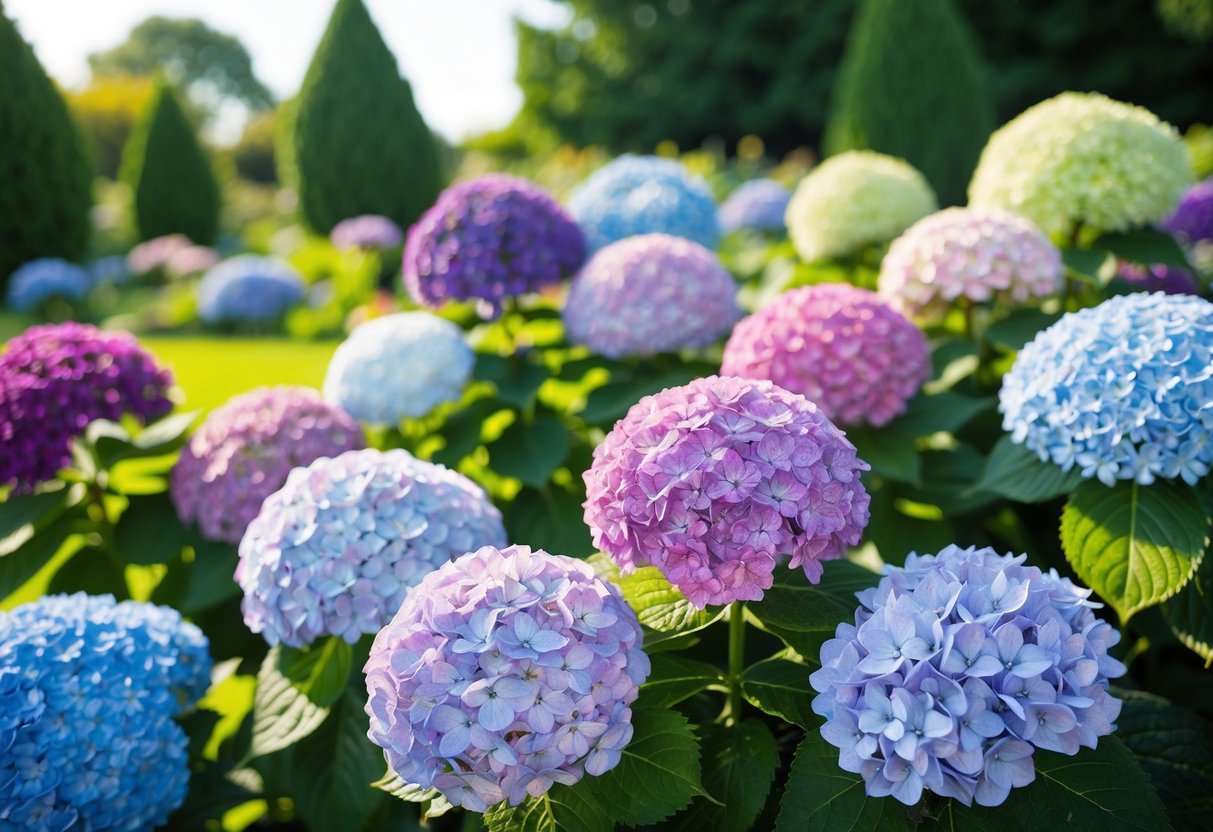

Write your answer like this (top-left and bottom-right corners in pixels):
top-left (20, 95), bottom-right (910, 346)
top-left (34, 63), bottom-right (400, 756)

top-left (747, 562), bottom-right (876, 655)
top-left (485, 789), bottom-right (613, 832)
top-left (971, 435), bottom-right (1084, 503)
top-left (668, 721), bottom-right (778, 832)
top-left (164, 762), bottom-right (259, 832)
top-left (248, 646), bottom-right (332, 760)
top-left (505, 485), bottom-right (594, 557)
top-left (48, 546), bottom-right (128, 598)
top-left (640, 653), bottom-right (727, 708)
top-left (0, 487), bottom-right (72, 557)
top-left (985, 308), bottom-right (1064, 352)
top-left (579, 370), bottom-right (696, 425)
top-left (846, 425), bottom-right (920, 485)
top-left (113, 493), bottom-right (193, 565)
top-left (433, 396), bottom-right (502, 467)
top-left (0, 524), bottom-right (75, 600)
top-left (1096, 229), bottom-right (1192, 271)
top-left (371, 769), bottom-right (453, 819)
top-left (488, 413), bottom-right (571, 487)
top-left (181, 539), bottom-right (242, 613)
top-left (893, 392), bottom-right (994, 437)
top-left (1061, 479), bottom-right (1208, 622)
top-left (741, 658), bottom-right (817, 727)
top-left (615, 565), bottom-right (725, 635)
top-left (277, 637), bottom-right (353, 709)
top-left (475, 353), bottom-right (551, 410)
top-left (1164, 540), bottom-right (1213, 663)
top-left (1062, 246), bottom-right (1112, 279)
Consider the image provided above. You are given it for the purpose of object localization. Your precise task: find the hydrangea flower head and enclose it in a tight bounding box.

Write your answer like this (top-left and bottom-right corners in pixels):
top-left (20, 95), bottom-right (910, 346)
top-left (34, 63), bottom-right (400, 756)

top-left (1001, 292), bottom-right (1213, 486)
top-left (568, 155), bottom-right (719, 252)
top-left (1161, 178), bottom-right (1213, 245)
top-left (165, 244), bottom-right (220, 278)
top-left (785, 151), bottom-right (937, 262)
top-left (5, 258), bottom-right (92, 312)
top-left (719, 179), bottom-right (793, 234)
top-left (364, 544), bottom-right (649, 811)
top-left (127, 234), bottom-right (192, 275)
top-left (812, 545), bottom-right (1124, 807)
top-left (331, 214), bottom-right (405, 250)
top-left (1114, 261), bottom-right (1200, 295)
top-left (0, 593), bottom-right (211, 831)
top-left (563, 233), bottom-right (741, 359)
top-left (88, 255), bottom-right (131, 285)
top-left (171, 386), bottom-right (365, 545)
top-left (584, 375), bottom-right (870, 607)
top-left (404, 175), bottom-right (586, 318)
top-left (196, 255), bottom-right (305, 325)
top-left (969, 92), bottom-right (1192, 240)
top-left (322, 311), bottom-right (473, 425)
top-left (0, 322), bottom-right (174, 492)
top-left (237, 447), bottom-right (507, 647)
top-left (722, 284), bottom-right (929, 428)
top-left (878, 208), bottom-right (1064, 320)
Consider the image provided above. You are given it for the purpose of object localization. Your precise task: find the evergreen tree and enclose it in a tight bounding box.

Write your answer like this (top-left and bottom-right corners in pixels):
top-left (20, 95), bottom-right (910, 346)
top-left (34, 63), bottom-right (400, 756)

top-left (824, 0), bottom-right (995, 205)
top-left (121, 78), bottom-right (220, 243)
top-left (0, 5), bottom-right (92, 286)
top-left (285, 0), bottom-right (444, 234)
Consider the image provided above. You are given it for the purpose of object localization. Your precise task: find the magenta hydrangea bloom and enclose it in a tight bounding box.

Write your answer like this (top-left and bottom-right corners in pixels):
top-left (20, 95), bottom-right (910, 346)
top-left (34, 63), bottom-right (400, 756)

top-left (237, 448), bottom-right (507, 647)
top-left (563, 233), bottom-right (741, 359)
top-left (722, 285), bottom-right (929, 428)
top-left (0, 323), bottom-right (174, 492)
top-left (1114, 261), bottom-right (1200, 295)
top-left (584, 376), bottom-right (870, 607)
top-left (878, 208), bottom-right (1063, 320)
top-left (404, 174), bottom-right (587, 319)
top-left (1161, 178), bottom-right (1213, 245)
top-left (171, 386), bottom-right (365, 545)
top-left (331, 214), bottom-right (405, 250)
top-left (364, 544), bottom-right (649, 811)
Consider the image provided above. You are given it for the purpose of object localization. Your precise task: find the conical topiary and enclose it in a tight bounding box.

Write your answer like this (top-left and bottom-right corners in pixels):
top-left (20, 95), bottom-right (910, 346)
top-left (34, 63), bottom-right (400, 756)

top-left (0, 5), bottom-right (92, 288)
top-left (284, 0), bottom-right (444, 234)
top-left (121, 78), bottom-right (220, 244)
top-left (824, 0), bottom-right (995, 206)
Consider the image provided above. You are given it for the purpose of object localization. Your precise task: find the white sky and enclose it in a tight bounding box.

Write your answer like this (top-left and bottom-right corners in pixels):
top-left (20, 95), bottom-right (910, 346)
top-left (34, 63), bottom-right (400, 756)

top-left (4, 0), bottom-right (571, 142)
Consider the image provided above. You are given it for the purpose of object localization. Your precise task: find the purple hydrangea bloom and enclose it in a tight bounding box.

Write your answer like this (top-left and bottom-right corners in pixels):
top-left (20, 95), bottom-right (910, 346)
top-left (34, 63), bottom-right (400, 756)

top-left (331, 214), bottom-right (405, 250)
top-left (5, 258), bottom-right (92, 312)
top-left (171, 386), bottom-right (365, 545)
top-left (364, 544), bottom-right (650, 811)
top-left (811, 545), bottom-right (1125, 807)
top-left (197, 255), bottom-right (306, 325)
top-left (0, 323), bottom-right (174, 493)
top-left (563, 233), bottom-right (741, 359)
top-left (237, 448), bottom-right (507, 647)
top-left (1114, 260), bottom-right (1200, 295)
top-left (718, 179), bottom-right (793, 234)
top-left (0, 593), bottom-right (211, 831)
top-left (568, 155), bottom-right (720, 253)
top-left (584, 376), bottom-right (870, 608)
top-left (723, 284), bottom-right (930, 428)
top-left (127, 234), bottom-right (192, 275)
top-left (404, 175), bottom-right (587, 319)
top-left (1161, 178), bottom-right (1213, 245)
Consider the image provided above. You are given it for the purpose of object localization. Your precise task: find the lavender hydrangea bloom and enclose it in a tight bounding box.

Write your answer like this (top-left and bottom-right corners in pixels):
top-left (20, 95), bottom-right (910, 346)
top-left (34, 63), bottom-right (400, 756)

top-left (323, 312), bottom-right (474, 425)
top-left (722, 284), bottom-right (930, 428)
top-left (331, 214), bottom-right (405, 250)
top-left (0, 322), bottom-right (174, 492)
top-left (0, 594), bottom-right (211, 831)
top-left (584, 376), bottom-right (870, 608)
top-left (1000, 292), bottom-right (1213, 486)
top-left (812, 545), bottom-right (1125, 807)
top-left (88, 255), bottom-right (131, 285)
top-left (5, 258), bottom-right (92, 312)
top-left (196, 255), bottom-right (306, 325)
top-left (237, 448), bottom-right (507, 647)
top-left (718, 179), bottom-right (793, 234)
top-left (568, 155), bottom-right (720, 252)
top-left (127, 234), bottom-right (192, 275)
top-left (404, 175), bottom-right (586, 318)
top-left (364, 544), bottom-right (649, 811)
top-left (563, 233), bottom-right (741, 359)
top-left (1114, 261), bottom-right (1200, 295)
top-left (171, 386), bottom-right (365, 545)
top-left (1160, 178), bottom-right (1213, 245)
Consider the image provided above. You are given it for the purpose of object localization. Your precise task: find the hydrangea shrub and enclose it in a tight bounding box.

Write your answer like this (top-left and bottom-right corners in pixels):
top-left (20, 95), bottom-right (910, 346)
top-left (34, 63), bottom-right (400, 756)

top-left (718, 179), bottom-right (793, 234)
top-left (197, 255), bottom-right (306, 325)
top-left (331, 214), bottom-right (404, 250)
top-left (5, 258), bottom-right (91, 312)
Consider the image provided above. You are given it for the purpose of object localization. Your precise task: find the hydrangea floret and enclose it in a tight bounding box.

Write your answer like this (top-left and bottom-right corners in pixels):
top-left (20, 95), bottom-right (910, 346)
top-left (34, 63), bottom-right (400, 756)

top-left (563, 233), bottom-right (741, 359)
top-left (718, 179), bottom-right (793, 234)
top-left (171, 386), bottom-right (365, 545)
top-left (811, 545), bottom-right (1124, 807)
top-left (785, 151), bottom-right (937, 262)
top-left (237, 448), bottom-right (507, 647)
top-left (364, 544), bottom-right (649, 811)
top-left (1000, 292), bottom-right (1213, 486)
top-left (877, 208), bottom-right (1064, 320)
top-left (0, 322), bottom-right (174, 492)
top-left (5, 258), bottom-right (91, 312)
top-left (196, 255), bottom-right (306, 325)
top-left (568, 155), bottom-right (720, 252)
top-left (404, 174), bottom-right (586, 319)
top-left (584, 375), bottom-right (870, 607)
top-left (322, 311), bottom-right (474, 425)
top-left (968, 92), bottom-right (1192, 240)
top-left (722, 284), bottom-right (929, 428)
top-left (1161, 178), bottom-right (1213, 246)
top-left (331, 214), bottom-right (405, 250)
top-left (0, 594), bottom-right (211, 831)
top-left (1114, 261), bottom-right (1199, 295)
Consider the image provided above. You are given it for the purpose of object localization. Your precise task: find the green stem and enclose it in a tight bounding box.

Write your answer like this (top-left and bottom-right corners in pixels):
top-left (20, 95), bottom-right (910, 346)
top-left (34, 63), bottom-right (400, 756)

top-left (726, 601), bottom-right (746, 724)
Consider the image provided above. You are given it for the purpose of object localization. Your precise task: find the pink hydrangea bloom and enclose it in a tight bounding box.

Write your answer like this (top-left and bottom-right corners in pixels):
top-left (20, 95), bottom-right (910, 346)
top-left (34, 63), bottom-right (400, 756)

top-left (878, 208), bottom-right (1063, 320)
top-left (722, 284), bottom-right (929, 428)
top-left (584, 376), bottom-right (870, 607)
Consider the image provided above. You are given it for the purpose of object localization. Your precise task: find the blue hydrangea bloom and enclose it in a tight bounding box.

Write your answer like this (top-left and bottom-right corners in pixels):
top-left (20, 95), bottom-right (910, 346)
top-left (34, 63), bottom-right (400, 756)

top-left (88, 255), bottom-right (132, 285)
top-left (1000, 292), bottom-right (1213, 486)
top-left (568, 155), bottom-right (720, 252)
top-left (196, 255), bottom-right (306, 325)
top-left (718, 178), bottom-right (792, 233)
top-left (812, 546), bottom-right (1124, 808)
top-left (0, 594), bottom-right (211, 831)
top-left (5, 259), bottom-right (91, 312)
